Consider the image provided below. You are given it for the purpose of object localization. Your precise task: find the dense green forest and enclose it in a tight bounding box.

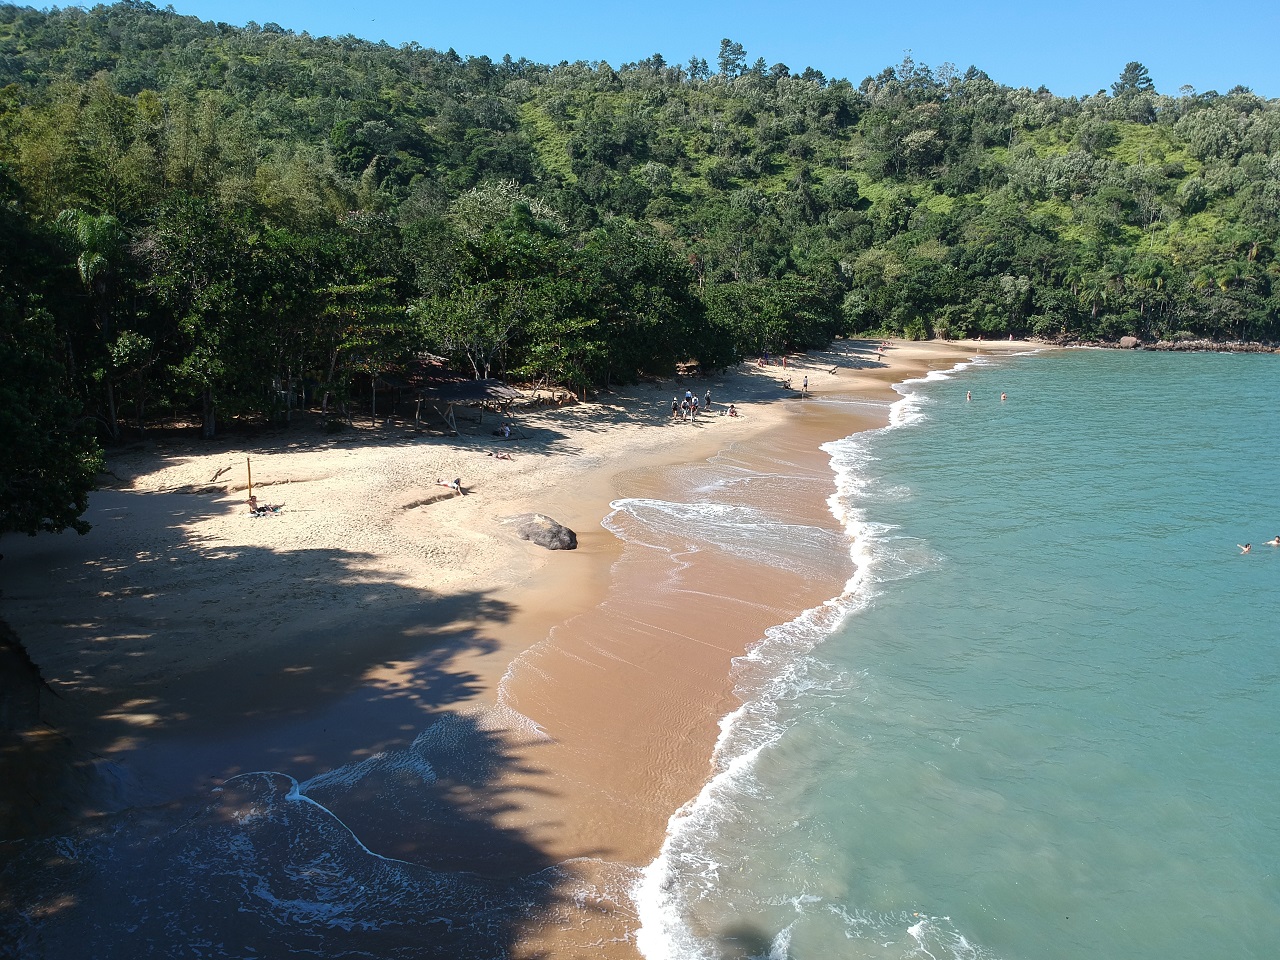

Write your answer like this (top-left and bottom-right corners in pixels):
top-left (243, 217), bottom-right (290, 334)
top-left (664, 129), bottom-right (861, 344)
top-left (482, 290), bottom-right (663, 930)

top-left (2, 2), bottom-right (1278, 532)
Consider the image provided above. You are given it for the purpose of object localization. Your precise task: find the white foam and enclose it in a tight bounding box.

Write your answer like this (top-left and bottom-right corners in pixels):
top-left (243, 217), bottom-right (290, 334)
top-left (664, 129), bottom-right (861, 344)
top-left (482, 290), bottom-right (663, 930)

top-left (632, 356), bottom-right (1017, 959)
top-left (633, 585), bottom-right (869, 959)
top-left (605, 497), bottom-right (847, 576)
top-left (769, 922), bottom-right (795, 959)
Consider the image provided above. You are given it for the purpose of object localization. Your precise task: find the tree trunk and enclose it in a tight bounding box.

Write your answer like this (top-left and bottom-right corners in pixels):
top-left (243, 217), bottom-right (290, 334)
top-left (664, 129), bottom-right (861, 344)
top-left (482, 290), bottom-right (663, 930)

top-left (201, 386), bottom-right (216, 440)
top-left (322, 348), bottom-right (340, 415)
top-left (134, 378), bottom-right (146, 435)
top-left (105, 379), bottom-right (120, 441)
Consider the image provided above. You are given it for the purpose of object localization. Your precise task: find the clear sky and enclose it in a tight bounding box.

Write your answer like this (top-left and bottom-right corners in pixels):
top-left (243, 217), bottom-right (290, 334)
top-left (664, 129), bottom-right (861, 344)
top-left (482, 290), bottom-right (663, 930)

top-left (166, 0), bottom-right (1277, 99)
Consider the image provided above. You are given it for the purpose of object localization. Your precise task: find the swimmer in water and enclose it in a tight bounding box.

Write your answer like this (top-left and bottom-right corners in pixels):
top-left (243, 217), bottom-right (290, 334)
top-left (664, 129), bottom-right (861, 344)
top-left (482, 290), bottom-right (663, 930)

top-left (966, 391), bottom-right (971, 401)
top-left (1238, 543), bottom-right (1252, 554)
top-left (1000, 393), bottom-right (1007, 401)
top-left (1266, 536), bottom-right (1280, 547)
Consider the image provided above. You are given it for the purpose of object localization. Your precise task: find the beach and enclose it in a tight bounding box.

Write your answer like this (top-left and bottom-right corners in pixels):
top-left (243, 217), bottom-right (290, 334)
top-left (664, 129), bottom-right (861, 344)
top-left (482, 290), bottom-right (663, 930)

top-left (1, 337), bottom-right (1033, 958)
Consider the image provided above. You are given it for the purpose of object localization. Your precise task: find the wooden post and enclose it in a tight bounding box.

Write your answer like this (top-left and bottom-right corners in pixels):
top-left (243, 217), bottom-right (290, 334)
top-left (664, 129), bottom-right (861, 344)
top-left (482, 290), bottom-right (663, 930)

top-left (246, 457), bottom-right (253, 499)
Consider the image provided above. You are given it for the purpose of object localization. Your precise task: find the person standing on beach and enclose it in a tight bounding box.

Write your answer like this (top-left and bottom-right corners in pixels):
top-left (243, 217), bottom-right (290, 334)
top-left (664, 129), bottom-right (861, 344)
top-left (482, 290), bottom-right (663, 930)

top-left (671, 396), bottom-right (679, 419)
top-left (802, 375), bottom-right (808, 395)
top-left (691, 394), bottom-right (699, 418)
top-left (705, 389), bottom-right (712, 410)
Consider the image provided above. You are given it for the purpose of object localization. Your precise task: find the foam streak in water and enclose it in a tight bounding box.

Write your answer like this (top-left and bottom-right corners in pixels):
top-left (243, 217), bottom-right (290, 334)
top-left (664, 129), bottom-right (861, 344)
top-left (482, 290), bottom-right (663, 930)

top-left (632, 356), bottom-right (1001, 960)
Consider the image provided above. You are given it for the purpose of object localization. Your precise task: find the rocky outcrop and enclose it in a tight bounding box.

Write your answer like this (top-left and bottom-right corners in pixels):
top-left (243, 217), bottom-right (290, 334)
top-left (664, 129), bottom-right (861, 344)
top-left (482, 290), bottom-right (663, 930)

top-left (508, 513), bottom-right (578, 550)
top-left (1146, 339), bottom-right (1278, 353)
top-left (1045, 335), bottom-right (1278, 353)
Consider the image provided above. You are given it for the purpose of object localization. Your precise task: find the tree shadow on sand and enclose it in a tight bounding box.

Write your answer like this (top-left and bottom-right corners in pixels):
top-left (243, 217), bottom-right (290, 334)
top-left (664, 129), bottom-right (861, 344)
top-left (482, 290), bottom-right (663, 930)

top-left (0, 512), bottom-right (606, 957)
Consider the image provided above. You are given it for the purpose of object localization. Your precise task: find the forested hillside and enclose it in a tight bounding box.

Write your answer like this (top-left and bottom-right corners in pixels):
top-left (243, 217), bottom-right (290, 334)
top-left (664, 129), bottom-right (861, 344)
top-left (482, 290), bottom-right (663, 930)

top-left (2, 2), bottom-right (1278, 528)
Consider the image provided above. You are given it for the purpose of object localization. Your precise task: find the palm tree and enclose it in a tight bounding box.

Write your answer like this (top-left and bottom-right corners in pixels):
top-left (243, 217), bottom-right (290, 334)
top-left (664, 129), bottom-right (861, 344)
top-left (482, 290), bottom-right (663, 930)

top-left (58, 209), bottom-right (127, 439)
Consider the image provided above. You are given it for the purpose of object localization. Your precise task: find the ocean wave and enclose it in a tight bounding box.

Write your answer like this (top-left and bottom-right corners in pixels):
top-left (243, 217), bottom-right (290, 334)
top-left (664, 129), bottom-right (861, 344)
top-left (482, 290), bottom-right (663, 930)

top-left (631, 357), bottom-right (996, 960)
top-left (604, 498), bottom-right (848, 576)
top-left (633, 585), bottom-right (870, 959)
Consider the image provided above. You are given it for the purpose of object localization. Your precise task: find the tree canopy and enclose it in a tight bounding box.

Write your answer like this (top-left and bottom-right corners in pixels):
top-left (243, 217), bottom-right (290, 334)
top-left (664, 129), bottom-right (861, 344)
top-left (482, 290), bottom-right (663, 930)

top-left (1, 5), bottom-right (1279, 531)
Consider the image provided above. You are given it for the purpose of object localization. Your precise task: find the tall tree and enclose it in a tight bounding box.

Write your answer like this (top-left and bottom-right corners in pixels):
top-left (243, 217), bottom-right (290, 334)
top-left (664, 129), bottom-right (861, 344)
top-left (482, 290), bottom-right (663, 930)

top-left (1, 190), bottom-right (101, 535)
top-left (0, 304), bottom-right (102, 536)
top-left (1112, 62), bottom-right (1155, 96)
top-left (56, 208), bottom-right (128, 440)
top-left (142, 194), bottom-right (251, 439)
top-left (717, 39), bottom-right (747, 79)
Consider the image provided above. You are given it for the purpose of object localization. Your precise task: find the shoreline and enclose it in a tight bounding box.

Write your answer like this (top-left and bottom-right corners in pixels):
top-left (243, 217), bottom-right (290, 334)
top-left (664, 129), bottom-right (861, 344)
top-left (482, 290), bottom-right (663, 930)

top-left (0, 337), bottom-right (1036, 956)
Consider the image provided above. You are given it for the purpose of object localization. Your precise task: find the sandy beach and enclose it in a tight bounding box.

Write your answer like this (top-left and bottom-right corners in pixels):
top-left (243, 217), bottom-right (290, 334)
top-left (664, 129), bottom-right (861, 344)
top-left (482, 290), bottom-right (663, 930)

top-left (1, 337), bottom-right (1034, 957)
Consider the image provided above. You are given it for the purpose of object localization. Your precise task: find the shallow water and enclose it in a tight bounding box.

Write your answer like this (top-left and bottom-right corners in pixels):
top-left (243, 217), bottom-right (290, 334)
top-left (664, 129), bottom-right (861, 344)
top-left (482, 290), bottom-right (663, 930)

top-left (636, 349), bottom-right (1280, 960)
top-left (5, 349), bottom-right (1276, 960)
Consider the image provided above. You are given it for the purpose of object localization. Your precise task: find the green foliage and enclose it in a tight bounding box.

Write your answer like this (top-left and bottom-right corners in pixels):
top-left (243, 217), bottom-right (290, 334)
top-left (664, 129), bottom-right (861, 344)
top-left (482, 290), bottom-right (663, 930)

top-left (0, 302), bottom-right (102, 535)
top-left (0, 3), bottom-right (1272, 507)
top-left (0, 186), bottom-right (101, 535)
top-left (1112, 62), bottom-right (1155, 97)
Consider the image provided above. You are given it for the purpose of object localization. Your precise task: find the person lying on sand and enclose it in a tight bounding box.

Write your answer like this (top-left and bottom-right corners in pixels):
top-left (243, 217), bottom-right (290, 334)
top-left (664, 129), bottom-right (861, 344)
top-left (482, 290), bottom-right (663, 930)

top-left (246, 495), bottom-right (282, 516)
top-left (436, 478), bottom-right (464, 496)
top-left (486, 450), bottom-right (513, 460)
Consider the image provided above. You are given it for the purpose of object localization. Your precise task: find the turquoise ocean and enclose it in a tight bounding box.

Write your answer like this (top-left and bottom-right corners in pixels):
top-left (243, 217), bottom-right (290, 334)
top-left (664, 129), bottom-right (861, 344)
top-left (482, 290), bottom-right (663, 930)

top-left (4, 348), bottom-right (1277, 959)
top-left (635, 348), bottom-right (1280, 960)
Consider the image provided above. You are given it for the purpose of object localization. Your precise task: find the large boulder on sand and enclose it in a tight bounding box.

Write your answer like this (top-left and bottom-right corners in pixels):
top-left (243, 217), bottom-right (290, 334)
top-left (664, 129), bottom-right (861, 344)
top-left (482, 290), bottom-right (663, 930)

top-left (509, 513), bottom-right (578, 550)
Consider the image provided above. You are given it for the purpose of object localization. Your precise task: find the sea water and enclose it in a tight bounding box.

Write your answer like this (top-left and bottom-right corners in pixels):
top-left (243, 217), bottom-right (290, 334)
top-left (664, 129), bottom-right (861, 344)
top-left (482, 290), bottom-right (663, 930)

top-left (636, 349), bottom-right (1280, 960)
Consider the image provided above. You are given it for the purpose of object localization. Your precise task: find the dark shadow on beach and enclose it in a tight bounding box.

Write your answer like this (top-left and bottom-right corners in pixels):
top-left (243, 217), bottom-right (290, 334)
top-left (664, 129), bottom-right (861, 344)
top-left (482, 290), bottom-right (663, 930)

top-left (0, 504), bottom-right (587, 958)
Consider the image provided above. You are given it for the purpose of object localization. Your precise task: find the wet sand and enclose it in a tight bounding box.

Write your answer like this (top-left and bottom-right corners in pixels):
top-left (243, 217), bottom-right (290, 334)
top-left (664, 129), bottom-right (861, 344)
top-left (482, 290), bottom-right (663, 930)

top-left (0, 339), bottom-right (1033, 958)
top-left (490, 340), bottom-right (1033, 954)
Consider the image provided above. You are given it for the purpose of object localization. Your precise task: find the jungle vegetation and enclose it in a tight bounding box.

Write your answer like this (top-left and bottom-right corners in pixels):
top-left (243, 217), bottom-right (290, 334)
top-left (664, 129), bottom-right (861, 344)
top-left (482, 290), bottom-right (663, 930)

top-left (2, 2), bottom-right (1278, 531)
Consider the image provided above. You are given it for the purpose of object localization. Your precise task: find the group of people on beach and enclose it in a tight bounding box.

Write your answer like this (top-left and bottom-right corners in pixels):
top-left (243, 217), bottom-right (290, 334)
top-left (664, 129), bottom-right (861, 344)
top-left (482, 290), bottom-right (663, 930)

top-left (1238, 537), bottom-right (1280, 553)
top-left (668, 388), bottom-right (739, 421)
top-left (672, 389), bottom-right (714, 422)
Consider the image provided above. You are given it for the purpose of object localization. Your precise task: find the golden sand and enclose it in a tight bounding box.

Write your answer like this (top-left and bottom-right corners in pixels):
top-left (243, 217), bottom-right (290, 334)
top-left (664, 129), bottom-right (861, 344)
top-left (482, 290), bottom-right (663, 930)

top-left (1, 338), bottom-right (1033, 956)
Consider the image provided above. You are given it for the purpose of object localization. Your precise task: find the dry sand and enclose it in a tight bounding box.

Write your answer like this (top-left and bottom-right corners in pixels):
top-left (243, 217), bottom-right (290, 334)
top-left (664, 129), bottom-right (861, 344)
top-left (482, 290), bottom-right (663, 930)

top-left (0, 337), bottom-right (1035, 956)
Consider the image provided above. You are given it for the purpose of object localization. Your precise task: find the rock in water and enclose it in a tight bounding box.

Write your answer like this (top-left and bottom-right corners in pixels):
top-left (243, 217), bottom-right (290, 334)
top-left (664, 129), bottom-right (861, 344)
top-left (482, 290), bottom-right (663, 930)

top-left (510, 513), bottom-right (578, 550)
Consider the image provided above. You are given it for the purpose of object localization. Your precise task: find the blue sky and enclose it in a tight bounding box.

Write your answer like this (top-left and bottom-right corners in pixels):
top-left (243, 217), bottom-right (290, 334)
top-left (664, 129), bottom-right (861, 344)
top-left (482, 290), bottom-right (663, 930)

top-left (168, 0), bottom-right (1277, 98)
